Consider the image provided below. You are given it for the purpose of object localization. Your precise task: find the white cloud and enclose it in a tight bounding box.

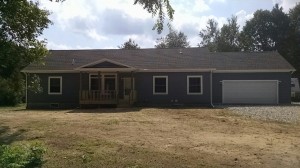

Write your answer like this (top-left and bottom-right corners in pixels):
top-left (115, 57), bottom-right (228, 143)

top-left (209, 0), bottom-right (226, 4)
top-left (189, 35), bottom-right (201, 47)
top-left (272, 0), bottom-right (299, 12)
top-left (47, 41), bottom-right (71, 50)
top-left (40, 0), bottom-right (278, 49)
top-left (86, 29), bottom-right (108, 41)
top-left (102, 46), bottom-right (118, 49)
top-left (193, 0), bottom-right (211, 12)
top-left (235, 10), bottom-right (254, 29)
top-left (47, 41), bottom-right (92, 50)
top-left (75, 45), bottom-right (92, 49)
top-left (123, 34), bottom-right (156, 48)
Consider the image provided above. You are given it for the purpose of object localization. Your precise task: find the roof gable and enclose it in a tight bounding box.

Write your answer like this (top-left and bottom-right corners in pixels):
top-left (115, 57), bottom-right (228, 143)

top-left (76, 59), bottom-right (134, 70)
top-left (84, 61), bottom-right (128, 68)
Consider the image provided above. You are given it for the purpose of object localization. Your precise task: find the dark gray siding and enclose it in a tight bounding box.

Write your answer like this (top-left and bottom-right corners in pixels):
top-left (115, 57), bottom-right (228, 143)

top-left (27, 72), bottom-right (136, 108)
top-left (135, 72), bottom-right (211, 106)
top-left (27, 73), bottom-right (80, 108)
top-left (212, 72), bottom-right (291, 104)
top-left (27, 72), bottom-right (291, 108)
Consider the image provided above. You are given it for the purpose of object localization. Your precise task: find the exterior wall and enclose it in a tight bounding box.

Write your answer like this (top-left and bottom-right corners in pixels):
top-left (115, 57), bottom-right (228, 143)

top-left (212, 72), bottom-right (291, 104)
top-left (26, 71), bottom-right (291, 108)
top-left (27, 73), bottom-right (80, 108)
top-left (135, 72), bottom-right (211, 106)
top-left (27, 72), bottom-right (135, 108)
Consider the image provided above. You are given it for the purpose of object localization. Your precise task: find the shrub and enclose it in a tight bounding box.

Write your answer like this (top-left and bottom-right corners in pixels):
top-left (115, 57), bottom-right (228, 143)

top-left (0, 142), bottom-right (45, 168)
top-left (0, 76), bottom-right (24, 106)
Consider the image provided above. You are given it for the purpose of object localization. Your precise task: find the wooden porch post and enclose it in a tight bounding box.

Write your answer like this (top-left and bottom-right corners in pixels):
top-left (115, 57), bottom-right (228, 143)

top-left (98, 72), bottom-right (101, 91)
top-left (79, 72), bottom-right (82, 91)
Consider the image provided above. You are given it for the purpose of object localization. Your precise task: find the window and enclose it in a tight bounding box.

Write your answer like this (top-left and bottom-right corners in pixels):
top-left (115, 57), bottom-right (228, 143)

top-left (291, 82), bottom-right (295, 87)
top-left (153, 76), bottom-right (168, 94)
top-left (89, 74), bottom-right (117, 91)
top-left (187, 76), bottom-right (203, 95)
top-left (89, 74), bottom-right (101, 90)
top-left (48, 77), bottom-right (62, 95)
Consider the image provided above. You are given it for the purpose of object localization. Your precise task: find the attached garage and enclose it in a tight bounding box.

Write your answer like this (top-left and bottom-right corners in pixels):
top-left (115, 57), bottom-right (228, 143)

top-left (222, 80), bottom-right (278, 104)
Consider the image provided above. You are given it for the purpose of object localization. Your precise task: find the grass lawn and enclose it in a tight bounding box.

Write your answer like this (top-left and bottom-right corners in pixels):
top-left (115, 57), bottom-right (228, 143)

top-left (0, 106), bottom-right (300, 168)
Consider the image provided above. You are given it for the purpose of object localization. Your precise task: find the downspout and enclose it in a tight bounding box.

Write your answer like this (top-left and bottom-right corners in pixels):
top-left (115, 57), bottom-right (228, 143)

top-left (210, 70), bottom-right (214, 108)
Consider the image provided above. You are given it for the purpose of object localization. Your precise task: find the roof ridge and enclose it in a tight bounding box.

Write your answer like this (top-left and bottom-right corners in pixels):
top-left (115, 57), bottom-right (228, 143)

top-left (48, 47), bottom-right (207, 52)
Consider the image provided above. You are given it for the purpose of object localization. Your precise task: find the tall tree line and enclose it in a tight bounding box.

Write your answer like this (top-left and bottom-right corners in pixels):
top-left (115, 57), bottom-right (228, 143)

top-left (199, 3), bottom-right (300, 77)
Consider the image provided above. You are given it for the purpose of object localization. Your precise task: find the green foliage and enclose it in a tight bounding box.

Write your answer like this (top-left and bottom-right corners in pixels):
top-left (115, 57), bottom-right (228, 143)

top-left (198, 19), bottom-right (220, 52)
top-left (155, 28), bottom-right (190, 48)
top-left (0, 143), bottom-right (46, 168)
top-left (240, 10), bottom-right (275, 51)
top-left (118, 38), bottom-right (140, 49)
top-left (199, 17), bottom-right (240, 52)
top-left (286, 3), bottom-right (300, 77)
top-left (134, 0), bottom-right (174, 34)
top-left (239, 3), bottom-right (299, 76)
top-left (198, 3), bottom-right (299, 77)
top-left (216, 16), bottom-right (240, 52)
top-left (0, 0), bottom-right (50, 105)
top-left (0, 75), bottom-right (24, 106)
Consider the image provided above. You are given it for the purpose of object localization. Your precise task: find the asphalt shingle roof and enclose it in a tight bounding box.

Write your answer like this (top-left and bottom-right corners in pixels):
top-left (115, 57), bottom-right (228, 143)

top-left (23, 47), bottom-right (295, 72)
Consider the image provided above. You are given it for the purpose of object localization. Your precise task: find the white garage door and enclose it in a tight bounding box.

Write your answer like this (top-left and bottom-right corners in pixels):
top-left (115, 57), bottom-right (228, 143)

top-left (222, 80), bottom-right (278, 104)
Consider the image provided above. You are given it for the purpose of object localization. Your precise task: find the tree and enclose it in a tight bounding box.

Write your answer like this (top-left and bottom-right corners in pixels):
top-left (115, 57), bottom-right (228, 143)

top-left (155, 28), bottom-right (190, 48)
top-left (270, 4), bottom-right (290, 52)
top-left (118, 38), bottom-right (140, 49)
top-left (216, 16), bottom-right (240, 52)
top-left (240, 4), bottom-right (291, 52)
top-left (286, 3), bottom-right (300, 77)
top-left (198, 19), bottom-right (220, 52)
top-left (52, 0), bottom-right (174, 34)
top-left (0, 0), bottom-right (51, 105)
top-left (240, 10), bottom-right (275, 51)
top-left (239, 3), bottom-right (300, 77)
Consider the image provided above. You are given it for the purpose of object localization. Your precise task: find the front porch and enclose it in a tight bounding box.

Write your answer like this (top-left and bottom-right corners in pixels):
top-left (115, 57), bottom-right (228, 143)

top-left (79, 89), bottom-right (137, 106)
top-left (78, 72), bottom-right (137, 107)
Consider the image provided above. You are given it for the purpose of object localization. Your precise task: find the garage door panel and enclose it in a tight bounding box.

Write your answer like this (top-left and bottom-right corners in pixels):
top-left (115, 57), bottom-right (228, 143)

top-left (222, 81), bottom-right (278, 104)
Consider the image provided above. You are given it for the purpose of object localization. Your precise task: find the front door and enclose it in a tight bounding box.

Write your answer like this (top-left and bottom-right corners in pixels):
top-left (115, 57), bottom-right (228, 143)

top-left (123, 77), bottom-right (134, 100)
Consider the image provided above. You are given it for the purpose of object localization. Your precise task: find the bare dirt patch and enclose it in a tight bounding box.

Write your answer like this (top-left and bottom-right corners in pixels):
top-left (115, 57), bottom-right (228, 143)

top-left (0, 107), bottom-right (300, 167)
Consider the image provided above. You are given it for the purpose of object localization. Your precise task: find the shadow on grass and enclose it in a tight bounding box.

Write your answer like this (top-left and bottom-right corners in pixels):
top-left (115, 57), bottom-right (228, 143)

top-left (0, 125), bottom-right (26, 145)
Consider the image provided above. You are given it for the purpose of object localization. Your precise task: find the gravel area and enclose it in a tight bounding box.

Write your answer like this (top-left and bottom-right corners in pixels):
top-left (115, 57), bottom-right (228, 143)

top-left (227, 104), bottom-right (300, 123)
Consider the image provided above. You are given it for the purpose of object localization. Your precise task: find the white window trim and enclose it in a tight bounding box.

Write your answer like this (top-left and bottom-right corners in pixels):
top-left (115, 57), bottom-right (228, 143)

top-left (187, 75), bottom-right (203, 95)
top-left (89, 73), bottom-right (117, 91)
top-left (48, 76), bottom-right (62, 95)
top-left (153, 76), bottom-right (168, 95)
top-left (89, 74), bottom-right (100, 91)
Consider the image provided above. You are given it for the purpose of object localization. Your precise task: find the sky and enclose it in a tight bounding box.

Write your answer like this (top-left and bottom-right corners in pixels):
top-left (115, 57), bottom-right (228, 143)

top-left (39, 0), bottom-right (300, 50)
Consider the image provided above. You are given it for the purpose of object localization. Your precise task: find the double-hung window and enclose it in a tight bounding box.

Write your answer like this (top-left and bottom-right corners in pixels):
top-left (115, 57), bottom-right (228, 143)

top-left (153, 76), bottom-right (168, 95)
top-left (187, 76), bottom-right (203, 95)
top-left (89, 74), bottom-right (100, 90)
top-left (48, 76), bottom-right (62, 95)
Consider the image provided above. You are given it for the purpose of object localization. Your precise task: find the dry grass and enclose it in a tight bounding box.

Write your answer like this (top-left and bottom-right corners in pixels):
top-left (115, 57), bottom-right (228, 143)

top-left (0, 106), bottom-right (300, 168)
